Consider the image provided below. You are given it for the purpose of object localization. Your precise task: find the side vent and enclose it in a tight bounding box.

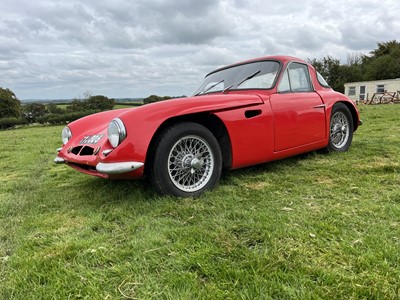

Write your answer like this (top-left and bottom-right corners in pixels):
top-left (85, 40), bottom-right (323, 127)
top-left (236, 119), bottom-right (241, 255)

top-left (245, 109), bottom-right (262, 119)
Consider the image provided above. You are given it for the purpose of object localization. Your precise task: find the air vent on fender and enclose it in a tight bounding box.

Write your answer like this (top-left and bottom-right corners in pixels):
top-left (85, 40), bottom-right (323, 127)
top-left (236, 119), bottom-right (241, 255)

top-left (245, 109), bottom-right (262, 119)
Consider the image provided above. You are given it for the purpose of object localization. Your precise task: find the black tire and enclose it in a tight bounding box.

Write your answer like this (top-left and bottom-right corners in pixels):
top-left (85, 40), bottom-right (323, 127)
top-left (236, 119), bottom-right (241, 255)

top-left (327, 103), bottom-right (354, 152)
top-left (150, 122), bottom-right (222, 197)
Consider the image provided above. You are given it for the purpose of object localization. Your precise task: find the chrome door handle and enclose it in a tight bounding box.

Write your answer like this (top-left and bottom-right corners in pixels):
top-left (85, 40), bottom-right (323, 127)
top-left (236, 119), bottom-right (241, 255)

top-left (313, 104), bottom-right (326, 109)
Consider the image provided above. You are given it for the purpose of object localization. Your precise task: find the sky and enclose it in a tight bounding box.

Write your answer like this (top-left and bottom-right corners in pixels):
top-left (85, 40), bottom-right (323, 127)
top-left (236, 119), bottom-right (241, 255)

top-left (1, 0), bottom-right (400, 100)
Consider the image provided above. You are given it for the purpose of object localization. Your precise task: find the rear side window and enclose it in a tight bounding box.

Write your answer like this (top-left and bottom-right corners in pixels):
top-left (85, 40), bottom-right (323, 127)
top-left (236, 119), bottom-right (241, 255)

top-left (278, 62), bottom-right (313, 93)
top-left (317, 72), bottom-right (330, 88)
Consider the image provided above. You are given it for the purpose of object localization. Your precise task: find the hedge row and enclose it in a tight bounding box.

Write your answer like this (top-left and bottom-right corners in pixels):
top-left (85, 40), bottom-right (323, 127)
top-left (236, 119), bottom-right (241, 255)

top-left (0, 117), bottom-right (28, 129)
top-left (36, 110), bottom-right (101, 124)
top-left (0, 110), bottom-right (101, 129)
top-left (116, 102), bottom-right (143, 107)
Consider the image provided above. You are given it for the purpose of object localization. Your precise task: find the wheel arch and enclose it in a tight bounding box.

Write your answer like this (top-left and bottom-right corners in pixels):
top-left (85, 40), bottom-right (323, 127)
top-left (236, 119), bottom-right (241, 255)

top-left (333, 101), bottom-right (359, 132)
top-left (144, 112), bottom-right (232, 177)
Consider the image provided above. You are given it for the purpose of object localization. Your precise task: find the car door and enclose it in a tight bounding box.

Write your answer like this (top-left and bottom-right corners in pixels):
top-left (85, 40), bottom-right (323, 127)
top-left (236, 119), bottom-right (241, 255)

top-left (270, 62), bottom-right (326, 152)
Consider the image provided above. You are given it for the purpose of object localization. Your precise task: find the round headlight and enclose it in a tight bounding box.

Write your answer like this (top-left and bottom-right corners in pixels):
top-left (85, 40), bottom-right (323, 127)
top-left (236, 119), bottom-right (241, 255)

top-left (108, 118), bottom-right (126, 148)
top-left (62, 126), bottom-right (72, 145)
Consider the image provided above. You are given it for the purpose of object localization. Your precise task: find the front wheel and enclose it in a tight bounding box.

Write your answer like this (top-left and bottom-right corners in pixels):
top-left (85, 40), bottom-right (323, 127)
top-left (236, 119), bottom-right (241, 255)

top-left (150, 122), bottom-right (222, 197)
top-left (327, 103), bottom-right (354, 152)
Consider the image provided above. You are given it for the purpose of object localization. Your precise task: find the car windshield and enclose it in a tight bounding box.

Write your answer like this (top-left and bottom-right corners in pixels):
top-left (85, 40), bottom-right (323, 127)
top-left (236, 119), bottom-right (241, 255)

top-left (193, 60), bottom-right (280, 96)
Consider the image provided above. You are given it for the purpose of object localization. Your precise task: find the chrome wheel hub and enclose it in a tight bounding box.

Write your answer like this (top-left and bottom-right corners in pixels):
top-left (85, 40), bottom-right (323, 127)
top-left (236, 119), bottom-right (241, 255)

top-left (168, 135), bottom-right (214, 192)
top-left (190, 157), bottom-right (204, 170)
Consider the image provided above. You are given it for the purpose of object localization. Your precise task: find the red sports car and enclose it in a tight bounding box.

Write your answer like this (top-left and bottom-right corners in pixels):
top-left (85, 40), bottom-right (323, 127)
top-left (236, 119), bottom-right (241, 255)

top-left (54, 56), bottom-right (361, 197)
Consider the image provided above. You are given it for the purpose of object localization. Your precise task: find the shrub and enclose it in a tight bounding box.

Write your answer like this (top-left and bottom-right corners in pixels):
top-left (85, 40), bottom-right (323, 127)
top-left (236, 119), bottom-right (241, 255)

top-left (0, 87), bottom-right (21, 118)
top-left (38, 110), bottom-right (101, 125)
top-left (22, 102), bottom-right (47, 123)
top-left (143, 95), bottom-right (172, 104)
top-left (0, 117), bottom-right (28, 129)
top-left (46, 103), bottom-right (64, 114)
top-left (66, 95), bottom-right (115, 112)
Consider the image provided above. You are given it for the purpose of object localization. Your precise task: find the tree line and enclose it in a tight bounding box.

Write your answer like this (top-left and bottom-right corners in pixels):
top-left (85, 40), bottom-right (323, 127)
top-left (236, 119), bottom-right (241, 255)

top-left (310, 40), bottom-right (400, 93)
top-left (142, 94), bottom-right (188, 104)
top-left (0, 92), bottom-right (115, 129)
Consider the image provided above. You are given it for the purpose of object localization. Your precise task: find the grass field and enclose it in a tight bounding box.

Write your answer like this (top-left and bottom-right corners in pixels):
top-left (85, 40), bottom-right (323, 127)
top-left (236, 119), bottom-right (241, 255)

top-left (114, 103), bottom-right (142, 109)
top-left (54, 104), bottom-right (69, 110)
top-left (1, 105), bottom-right (399, 299)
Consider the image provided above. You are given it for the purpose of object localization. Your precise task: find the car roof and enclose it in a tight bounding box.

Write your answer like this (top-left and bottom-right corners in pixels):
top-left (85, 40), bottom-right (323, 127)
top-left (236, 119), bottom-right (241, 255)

top-left (207, 55), bottom-right (307, 77)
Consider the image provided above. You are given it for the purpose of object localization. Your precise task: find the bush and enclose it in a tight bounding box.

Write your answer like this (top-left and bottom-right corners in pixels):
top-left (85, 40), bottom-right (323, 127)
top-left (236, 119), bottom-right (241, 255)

top-left (87, 95), bottom-right (115, 110)
top-left (0, 117), bottom-right (28, 129)
top-left (37, 110), bottom-right (101, 125)
top-left (22, 102), bottom-right (47, 123)
top-left (46, 103), bottom-right (64, 114)
top-left (0, 87), bottom-right (21, 118)
top-left (66, 95), bottom-right (115, 112)
top-left (143, 95), bottom-right (172, 104)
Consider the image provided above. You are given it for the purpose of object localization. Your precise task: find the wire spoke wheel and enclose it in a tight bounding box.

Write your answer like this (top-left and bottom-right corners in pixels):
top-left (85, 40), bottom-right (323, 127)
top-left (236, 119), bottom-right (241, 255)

top-left (151, 122), bottom-right (222, 197)
top-left (326, 103), bottom-right (354, 152)
top-left (330, 111), bottom-right (349, 149)
top-left (168, 135), bottom-right (214, 192)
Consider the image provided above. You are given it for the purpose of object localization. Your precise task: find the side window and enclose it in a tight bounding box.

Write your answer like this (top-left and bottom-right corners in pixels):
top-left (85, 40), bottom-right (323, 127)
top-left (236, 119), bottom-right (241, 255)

top-left (317, 72), bottom-right (330, 87)
top-left (278, 62), bottom-right (313, 93)
top-left (278, 69), bottom-right (290, 93)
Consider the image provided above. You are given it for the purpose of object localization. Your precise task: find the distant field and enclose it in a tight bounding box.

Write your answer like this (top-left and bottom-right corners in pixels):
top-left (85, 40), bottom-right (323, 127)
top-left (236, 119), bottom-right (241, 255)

top-left (0, 105), bottom-right (399, 299)
top-left (114, 102), bottom-right (143, 109)
top-left (55, 103), bottom-right (69, 110)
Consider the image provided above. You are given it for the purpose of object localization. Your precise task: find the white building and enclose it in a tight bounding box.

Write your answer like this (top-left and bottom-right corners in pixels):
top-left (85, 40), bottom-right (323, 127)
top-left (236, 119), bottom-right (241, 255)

top-left (344, 78), bottom-right (400, 102)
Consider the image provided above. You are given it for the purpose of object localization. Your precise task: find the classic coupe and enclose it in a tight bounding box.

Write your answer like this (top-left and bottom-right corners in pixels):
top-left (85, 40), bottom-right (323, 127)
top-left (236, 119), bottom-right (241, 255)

top-left (54, 55), bottom-right (361, 197)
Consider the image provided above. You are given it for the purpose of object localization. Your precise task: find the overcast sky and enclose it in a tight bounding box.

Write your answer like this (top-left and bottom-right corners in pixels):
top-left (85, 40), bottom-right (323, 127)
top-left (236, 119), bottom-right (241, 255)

top-left (1, 0), bottom-right (400, 100)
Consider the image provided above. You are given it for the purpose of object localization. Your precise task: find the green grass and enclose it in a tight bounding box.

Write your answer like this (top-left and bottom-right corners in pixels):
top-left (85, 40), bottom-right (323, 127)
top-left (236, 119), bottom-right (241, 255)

top-left (55, 104), bottom-right (69, 110)
top-left (1, 105), bottom-right (399, 299)
top-left (114, 104), bottom-right (139, 109)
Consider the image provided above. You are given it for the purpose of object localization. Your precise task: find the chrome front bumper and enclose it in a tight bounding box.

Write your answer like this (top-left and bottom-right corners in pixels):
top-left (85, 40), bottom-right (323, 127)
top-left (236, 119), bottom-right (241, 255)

top-left (54, 156), bottom-right (144, 175)
top-left (96, 161), bottom-right (144, 174)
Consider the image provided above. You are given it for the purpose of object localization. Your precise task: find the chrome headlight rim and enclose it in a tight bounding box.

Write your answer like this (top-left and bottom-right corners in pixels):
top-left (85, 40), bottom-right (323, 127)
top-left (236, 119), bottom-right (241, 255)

top-left (108, 118), bottom-right (127, 148)
top-left (62, 126), bottom-right (72, 145)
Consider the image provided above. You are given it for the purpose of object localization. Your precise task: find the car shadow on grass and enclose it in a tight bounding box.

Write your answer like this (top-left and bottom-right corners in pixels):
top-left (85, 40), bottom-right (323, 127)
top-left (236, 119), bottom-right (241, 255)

top-left (220, 151), bottom-right (319, 182)
top-left (72, 151), bottom-right (321, 205)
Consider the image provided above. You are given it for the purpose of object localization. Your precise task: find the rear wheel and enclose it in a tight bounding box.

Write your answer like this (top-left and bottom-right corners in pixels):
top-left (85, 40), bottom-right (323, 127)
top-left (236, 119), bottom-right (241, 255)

top-left (151, 122), bottom-right (222, 197)
top-left (327, 103), bottom-right (354, 152)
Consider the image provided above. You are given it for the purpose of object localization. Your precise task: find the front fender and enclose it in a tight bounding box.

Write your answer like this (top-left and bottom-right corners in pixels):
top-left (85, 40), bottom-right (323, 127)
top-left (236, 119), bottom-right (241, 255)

top-left (111, 94), bottom-right (265, 165)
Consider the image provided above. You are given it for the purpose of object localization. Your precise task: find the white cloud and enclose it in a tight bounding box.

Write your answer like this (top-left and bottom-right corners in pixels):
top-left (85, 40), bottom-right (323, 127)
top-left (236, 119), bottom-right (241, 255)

top-left (0, 0), bottom-right (400, 99)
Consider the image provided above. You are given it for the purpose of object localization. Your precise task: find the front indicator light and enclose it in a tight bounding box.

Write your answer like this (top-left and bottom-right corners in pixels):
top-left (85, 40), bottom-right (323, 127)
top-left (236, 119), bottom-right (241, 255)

top-left (103, 149), bottom-right (113, 157)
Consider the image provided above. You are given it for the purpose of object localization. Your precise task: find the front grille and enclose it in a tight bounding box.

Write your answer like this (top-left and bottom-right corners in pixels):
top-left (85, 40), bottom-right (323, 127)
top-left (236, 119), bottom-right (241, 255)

top-left (80, 146), bottom-right (94, 156)
top-left (71, 146), bottom-right (83, 155)
top-left (70, 146), bottom-right (95, 156)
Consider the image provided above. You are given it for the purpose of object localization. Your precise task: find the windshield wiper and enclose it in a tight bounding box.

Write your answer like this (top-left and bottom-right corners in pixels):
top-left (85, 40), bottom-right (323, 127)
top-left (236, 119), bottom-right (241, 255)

top-left (222, 70), bottom-right (261, 94)
top-left (194, 80), bottom-right (224, 96)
